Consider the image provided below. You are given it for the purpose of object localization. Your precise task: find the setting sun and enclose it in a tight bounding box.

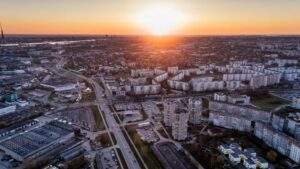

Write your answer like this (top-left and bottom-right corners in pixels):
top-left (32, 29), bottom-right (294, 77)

top-left (137, 5), bottom-right (184, 35)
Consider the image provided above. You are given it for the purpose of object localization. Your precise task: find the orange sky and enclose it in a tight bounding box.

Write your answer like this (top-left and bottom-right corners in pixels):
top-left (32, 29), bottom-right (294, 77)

top-left (1, 0), bottom-right (300, 35)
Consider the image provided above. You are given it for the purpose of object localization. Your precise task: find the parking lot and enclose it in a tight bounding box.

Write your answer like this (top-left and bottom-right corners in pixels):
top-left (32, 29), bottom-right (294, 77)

top-left (96, 148), bottom-right (120, 169)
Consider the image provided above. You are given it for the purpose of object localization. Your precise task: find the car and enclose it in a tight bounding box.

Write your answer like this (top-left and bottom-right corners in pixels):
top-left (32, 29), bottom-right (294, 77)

top-left (1, 155), bottom-right (11, 161)
top-left (11, 161), bottom-right (20, 168)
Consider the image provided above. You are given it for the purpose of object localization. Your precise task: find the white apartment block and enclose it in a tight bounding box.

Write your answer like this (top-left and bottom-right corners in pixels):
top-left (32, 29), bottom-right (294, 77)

top-left (209, 100), bottom-right (271, 123)
top-left (188, 98), bottom-right (203, 124)
top-left (167, 67), bottom-right (179, 74)
top-left (167, 80), bottom-right (190, 91)
top-left (254, 122), bottom-right (300, 163)
top-left (163, 101), bottom-right (177, 127)
top-left (209, 112), bottom-right (252, 132)
top-left (172, 108), bottom-right (189, 141)
top-left (131, 84), bottom-right (161, 95)
top-left (213, 93), bottom-right (250, 105)
top-left (191, 81), bottom-right (224, 92)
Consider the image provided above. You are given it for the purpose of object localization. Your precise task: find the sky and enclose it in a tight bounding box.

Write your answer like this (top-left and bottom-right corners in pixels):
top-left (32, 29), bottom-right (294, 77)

top-left (1, 0), bottom-right (300, 35)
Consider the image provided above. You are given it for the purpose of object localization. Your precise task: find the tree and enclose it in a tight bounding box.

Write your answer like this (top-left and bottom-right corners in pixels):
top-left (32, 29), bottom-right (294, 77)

top-left (266, 150), bottom-right (277, 162)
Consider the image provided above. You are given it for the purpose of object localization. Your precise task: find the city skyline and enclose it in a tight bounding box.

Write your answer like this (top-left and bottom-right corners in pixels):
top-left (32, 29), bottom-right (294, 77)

top-left (1, 0), bottom-right (300, 35)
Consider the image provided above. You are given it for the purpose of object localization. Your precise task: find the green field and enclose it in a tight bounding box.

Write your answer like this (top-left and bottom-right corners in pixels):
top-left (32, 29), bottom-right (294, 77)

top-left (95, 132), bottom-right (114, 147)
top-left (127, 128), bottom-right (163, 169)
top-left (250, 93), bottom-right (289, 111)
top-left (81, 92), bottom-right (96, 102)
top-left (91, 105), bottom-right (105, 131)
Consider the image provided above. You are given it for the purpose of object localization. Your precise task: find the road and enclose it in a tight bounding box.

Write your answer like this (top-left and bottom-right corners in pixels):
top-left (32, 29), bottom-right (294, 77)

top-left (91, 78), bottom-right (141, 169)
top-left (55, 61), bottom-right (141, 169)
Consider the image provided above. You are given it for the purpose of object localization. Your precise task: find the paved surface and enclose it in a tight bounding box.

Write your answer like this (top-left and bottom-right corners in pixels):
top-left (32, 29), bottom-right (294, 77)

top-left (55, 59), bottom-right (141, 169)
top-left (92, 79), bottom-right (141, 169)
top-left (153, 142), bottom-right (197, 169)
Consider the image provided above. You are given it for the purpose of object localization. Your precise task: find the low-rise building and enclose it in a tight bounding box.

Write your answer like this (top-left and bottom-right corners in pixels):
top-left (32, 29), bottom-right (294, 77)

top-left (0, 103), bottom-right (16, 117)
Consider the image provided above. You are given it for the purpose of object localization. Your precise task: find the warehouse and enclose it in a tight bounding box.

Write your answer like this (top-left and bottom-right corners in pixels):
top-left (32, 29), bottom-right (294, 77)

top-left (0, 120), bottom-right (74, 161)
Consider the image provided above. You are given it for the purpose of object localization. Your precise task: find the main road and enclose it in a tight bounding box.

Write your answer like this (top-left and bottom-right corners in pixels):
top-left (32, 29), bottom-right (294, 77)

top-left (55, 62), bottom-right (141, 169)
top-left (92, 80), bottom-right (141, 169)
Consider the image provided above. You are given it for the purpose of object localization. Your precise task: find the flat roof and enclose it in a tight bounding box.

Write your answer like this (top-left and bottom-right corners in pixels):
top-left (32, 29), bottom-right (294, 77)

top-left (0, 121), bottom-right (73, 160)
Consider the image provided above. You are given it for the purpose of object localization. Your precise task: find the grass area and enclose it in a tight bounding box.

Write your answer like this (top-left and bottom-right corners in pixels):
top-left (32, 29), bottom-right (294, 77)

top-left (80, 80), bottom-right (96, 102)
top-left (127, 127), bottom-right (164, 169)
top-left (202, 98), bottom-right (209, 109)
top-left (80, 92), bottom-right (96, 102)
top-left (95, 132), bottom-right (113, 147)
top-left (274, 105), bottom-right (300, 117)
top-left (90, 105), bottom-right (105, 131)
top-left (140, 110), bottom-right (148, 121)
top-left (47, 92), bottom-right (56, 101)
top-left (250, 92), bottom-right (289, 111)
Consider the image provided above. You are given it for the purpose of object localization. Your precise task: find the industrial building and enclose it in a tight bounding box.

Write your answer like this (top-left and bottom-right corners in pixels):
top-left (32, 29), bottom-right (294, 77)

top-left (0, 120), bottom-right (74, 161)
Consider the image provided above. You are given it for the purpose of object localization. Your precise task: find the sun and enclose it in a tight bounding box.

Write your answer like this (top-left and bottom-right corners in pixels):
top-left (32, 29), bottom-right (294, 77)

top-left (137, 5), bottom-right (184, 36)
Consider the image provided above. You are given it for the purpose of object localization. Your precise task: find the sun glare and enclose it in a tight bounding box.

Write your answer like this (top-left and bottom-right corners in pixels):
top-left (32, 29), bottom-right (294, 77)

top-left (137, 5), bottom-right (184, 36)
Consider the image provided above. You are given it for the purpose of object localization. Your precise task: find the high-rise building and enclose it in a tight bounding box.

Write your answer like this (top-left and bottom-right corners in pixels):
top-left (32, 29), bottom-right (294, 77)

top-left (188, 98), bottom-right (203, 124)
top-left (163, 100), bottom-right (176, 127)
top-left (172, 108), bottom-right (189, 141)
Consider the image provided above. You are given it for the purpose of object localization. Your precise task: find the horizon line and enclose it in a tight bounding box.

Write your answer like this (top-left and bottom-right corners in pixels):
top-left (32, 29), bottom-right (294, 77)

top-left (3, 33), bottom-right (300, 37)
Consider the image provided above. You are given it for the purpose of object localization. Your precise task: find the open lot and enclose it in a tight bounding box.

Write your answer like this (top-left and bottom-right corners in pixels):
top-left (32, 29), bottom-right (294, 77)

top-left (126, 126), bottom-right (163, 169)
top-left (152, 142), bottom-right (197, 169)
top-left (249, 91), bottom-right (289, 111)
top-left (90, 105), bottom-right (105, 131)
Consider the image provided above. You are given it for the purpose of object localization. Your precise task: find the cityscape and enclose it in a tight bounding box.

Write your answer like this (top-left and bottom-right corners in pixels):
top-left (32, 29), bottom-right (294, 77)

top-left (1, 1), bottom-right (300, 169)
